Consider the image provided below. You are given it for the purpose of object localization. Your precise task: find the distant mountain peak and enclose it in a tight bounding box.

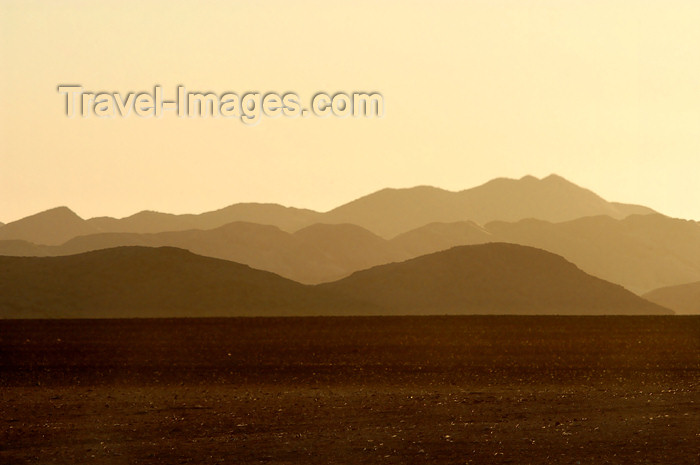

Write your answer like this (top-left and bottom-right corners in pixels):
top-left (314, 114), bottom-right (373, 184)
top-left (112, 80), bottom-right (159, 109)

top-left (542, 173), bottom-right (567, 182)
top-left (476, 174), bottom-right (575, 189)
top-left (539, 174), bottom-right (590, 191)
top-left (33, 206), bottom-right (82, 219)
top-left (487, 173), bottom-right (577, 186)
top-left (519, 174), bottom-right (539, 182)
top-left (0, 206), bottom-right (96, 246)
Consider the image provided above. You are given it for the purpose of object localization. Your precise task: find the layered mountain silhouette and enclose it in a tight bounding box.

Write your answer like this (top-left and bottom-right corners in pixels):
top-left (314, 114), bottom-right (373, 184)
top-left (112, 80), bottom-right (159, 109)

top-left (319, 244), bottom-right (670, 315)
top-left (0, 207), bottom-right (101, 245)
top-left (398, 214), bottom-right (700, 294)
top-left (2, 213), bottom-right (697, 294)
top-left (0, 175), bottom-right (654, 244)
top-left (321, 175), bottom-right (654, 238)
top-left (483, 215), bottom-right (700, 294)
top-left (0, 222), bottom-right (410, 284)
top-left (643, 281), bottom-right (700, 315)
top-left (0, 247), bottom-right (366, 318)
top-left (0, 244), bottom-right (670, 318)
top-left (87, 203), bottom-right (321, 235)
top-left (391, 221), bottom-right (492, 257)
top-left (2, 174), bottom-right (696, 307)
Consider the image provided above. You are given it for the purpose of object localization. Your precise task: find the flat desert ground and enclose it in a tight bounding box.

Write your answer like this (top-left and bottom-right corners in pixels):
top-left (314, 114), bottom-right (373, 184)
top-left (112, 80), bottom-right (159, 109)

top-left (1, 316), bottom-right (698, 464)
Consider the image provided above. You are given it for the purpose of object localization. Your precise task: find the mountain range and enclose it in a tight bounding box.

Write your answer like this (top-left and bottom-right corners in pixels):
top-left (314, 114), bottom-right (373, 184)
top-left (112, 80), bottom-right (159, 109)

top-left (0, 246), bottom-right (365, 318)
top-left (1, 213), bottom-right (697, 294)
top-left (1, 174), bottom-right (697, 315)
top-left (0, 244), bottom-right (670, 318)
top-left (0, 222), bottom-right (409, 284)
top-left (319, 243), bottom-right (669, 315)
top-left (0, 175), bottom-right (654, 244)
top-left (320, 174), bottom-right (654, 238)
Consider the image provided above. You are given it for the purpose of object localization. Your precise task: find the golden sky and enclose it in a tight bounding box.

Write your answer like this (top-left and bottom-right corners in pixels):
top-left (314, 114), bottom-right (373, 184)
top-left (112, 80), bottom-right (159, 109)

top-left (1, 0), bottom-right (699, 222)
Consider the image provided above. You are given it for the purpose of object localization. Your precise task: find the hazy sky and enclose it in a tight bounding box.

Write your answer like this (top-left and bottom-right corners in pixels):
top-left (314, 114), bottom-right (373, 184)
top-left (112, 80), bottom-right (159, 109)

top-left (1, 1), bottom-right (699, 223)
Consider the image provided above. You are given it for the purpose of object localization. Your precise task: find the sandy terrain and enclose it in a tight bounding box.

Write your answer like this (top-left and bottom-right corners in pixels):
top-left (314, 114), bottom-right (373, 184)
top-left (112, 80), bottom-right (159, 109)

top-left (1, 316), bottom-right (698, 464)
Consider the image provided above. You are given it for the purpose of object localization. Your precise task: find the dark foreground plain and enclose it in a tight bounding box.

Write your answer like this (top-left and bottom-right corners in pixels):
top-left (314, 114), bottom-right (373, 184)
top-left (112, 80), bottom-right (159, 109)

top-left (1, 316), bottom-right (698, 465)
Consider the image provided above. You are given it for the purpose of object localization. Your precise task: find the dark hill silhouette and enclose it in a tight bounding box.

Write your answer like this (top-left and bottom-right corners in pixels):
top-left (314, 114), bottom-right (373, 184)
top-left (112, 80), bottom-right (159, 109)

top-left (62, 223), bottom-right (352, 284)
top-left (319, 243), bottom-right (672, 315)
top-left (643, 281), bottom-right (700, 315)
top-left (0, 222), bottom-right (408, 284)
top-left (0, 247), bottom-right (368, 318)
top-left (0, 207), bottom-right (100, 245)
top-left (0, 245), bottom-right (670, 318)
top-left (322, 175), bottom-right (655, 237)
top-left (1, 213), bottom-right (698, 293)
top-left (2, 175), bottom-right (656, 244)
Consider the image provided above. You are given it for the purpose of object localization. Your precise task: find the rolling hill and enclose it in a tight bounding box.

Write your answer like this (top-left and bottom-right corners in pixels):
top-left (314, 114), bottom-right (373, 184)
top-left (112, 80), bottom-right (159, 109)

top-left (0, 244), bottom-right (670, 318)
top-left (387, 214), bottom-right (700, 294)
top-left (0, 246), bottom-right (364, 319)
top-left (319, 243), bottom-right (672, 315)
top-left (483, 214), bottom-right (700, 294)
top-left (643, 281), bottom-right (700, 315)
top-left (0, 222), bottom-right (409, 284)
